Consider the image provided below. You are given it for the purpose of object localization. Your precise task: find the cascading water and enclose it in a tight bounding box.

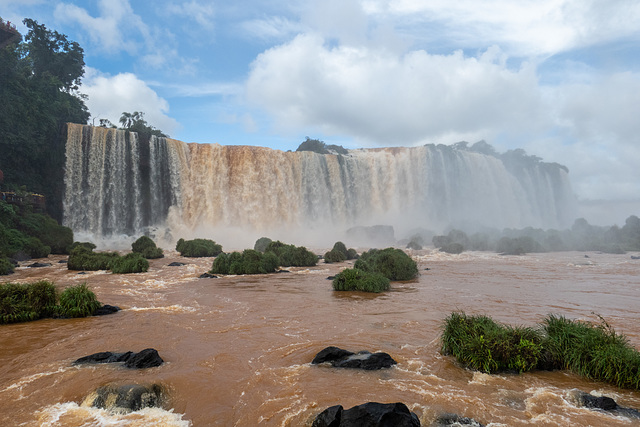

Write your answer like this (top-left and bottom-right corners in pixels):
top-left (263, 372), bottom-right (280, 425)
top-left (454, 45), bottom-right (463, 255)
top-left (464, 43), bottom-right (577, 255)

top-left (63, 123), bottom-right (577, 241)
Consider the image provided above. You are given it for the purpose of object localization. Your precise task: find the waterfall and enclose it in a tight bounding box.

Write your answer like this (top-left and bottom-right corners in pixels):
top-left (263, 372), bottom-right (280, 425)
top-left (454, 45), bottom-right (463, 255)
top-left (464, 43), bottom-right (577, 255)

top-left (63, 123), bottom-right (577, 241)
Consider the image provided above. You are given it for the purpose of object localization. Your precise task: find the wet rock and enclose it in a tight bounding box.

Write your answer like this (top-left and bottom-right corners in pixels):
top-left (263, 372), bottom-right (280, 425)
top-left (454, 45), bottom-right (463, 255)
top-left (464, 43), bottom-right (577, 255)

top-left (199, 272), bottom-right (218, 278)
top-left (168, 262), bottom-right (186, 266)
top-left (327, 276), bottom-right (336, 280)
top-left (435, 413), bottom-right (485, 426)
top-left (77, 271), bottom-right (88, 274)
top-left (58, 259), bottom-right (68, 264)
top-left (73, 348), bottom-right (163, 369)
top-left (93, 304), bottom-right (121, 316)
top-left (568, 390), bottom-right (640, 419)
top-left (27, 262), bottom-right (51, 268)
top-left (276, 269), bottom-right (290, 273)
top-left (631, 255), bottom-right (640, 260)
top-left (83, 383), bottom-right (164, 412)
top-left (312, 402), bottom-right (420, 427)
top-left (312, 346), bottom-right (397, 370)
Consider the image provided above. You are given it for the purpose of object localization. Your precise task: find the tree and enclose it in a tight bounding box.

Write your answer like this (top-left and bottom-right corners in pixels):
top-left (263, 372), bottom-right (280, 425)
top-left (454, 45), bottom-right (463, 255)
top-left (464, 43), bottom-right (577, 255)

top-left (119, 111), bottom-right (167, 139)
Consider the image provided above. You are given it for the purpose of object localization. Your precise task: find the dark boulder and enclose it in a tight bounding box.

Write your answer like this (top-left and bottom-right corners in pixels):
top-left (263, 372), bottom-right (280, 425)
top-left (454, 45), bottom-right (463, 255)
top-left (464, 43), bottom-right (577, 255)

top-left (569, 390), bottom-right (640, 419)
top-left (631, 255), bottom-right (640, 260)
top-left (28, 262), bottom-right (51, 268)
top-left (312, 346), bottom-right (397, 370)
top-left (83, 383), bottom-right (164, 412)
top-left (58, 259), bottom-right (68, 264)
top-left (312, 402), bottom-right (420, 427)
top-left (77, 271), bottom-right (88, 274)
top-left (199, 272), bottom-right (218, 278)
top-left (93, 304), bottom-right (121, 316)
top-left (436, 413), bottom-right (485, 426)
top-left (168, 262), bottom-right (186, 266)
top-left (73, 348), bottom-right (163, 369)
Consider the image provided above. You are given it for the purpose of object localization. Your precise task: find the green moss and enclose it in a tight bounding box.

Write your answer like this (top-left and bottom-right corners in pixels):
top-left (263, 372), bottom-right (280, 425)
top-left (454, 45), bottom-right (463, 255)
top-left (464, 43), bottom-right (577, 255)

top-left (109, 252), bottom-right (149, 274)
top-left (176, 238), bottom-right (222, 257)
top-left (332, 268), bottom-right (390, 293)
top-left (354, 248), bottom-right (418, 281)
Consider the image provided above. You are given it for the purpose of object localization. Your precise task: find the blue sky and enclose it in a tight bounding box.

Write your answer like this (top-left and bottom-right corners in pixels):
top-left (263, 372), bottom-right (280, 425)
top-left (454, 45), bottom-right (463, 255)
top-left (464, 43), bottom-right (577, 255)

top-left (2, 0), bottom-right (640, 224)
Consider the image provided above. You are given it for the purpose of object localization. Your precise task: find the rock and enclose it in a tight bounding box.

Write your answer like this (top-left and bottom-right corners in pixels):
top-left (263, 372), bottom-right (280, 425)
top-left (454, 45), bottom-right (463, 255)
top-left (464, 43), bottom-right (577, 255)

top-left (568, 390), bottom-right (640, 420)
top-left (312, 402), bottom-right (420, 427)
top-left (77, 271), bottom-right (88, 274)
top-left (436, 413), bottom-right (485, 426)
top-left (168, 262), bottom-right (186, 266)
top-left (199, 272), bottom-right (218, 278)
top-left (327, 276), bottom-right (336, 280)
top-left (73, 348), bottom-right (163, 369)
top-left (276, 269), bottom-right (290, 273)
top-left (27, 262), bottom-right (51, 268)
top-left (83, 383), bottom-right (164, 412)
top-left (123, 348), bottom-right (164, 369)
top-left (312, 346), bottom-right (397, 370)
top-left (93, 304), bottom-right (120, 316)
top-left (631, 255), bottom-right (640, 260)
top-left (58, 259), bottom-right (68, 264)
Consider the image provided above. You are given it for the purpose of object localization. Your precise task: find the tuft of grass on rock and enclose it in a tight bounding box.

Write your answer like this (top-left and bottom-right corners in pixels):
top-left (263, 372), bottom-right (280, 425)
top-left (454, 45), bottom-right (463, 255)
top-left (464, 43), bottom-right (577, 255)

top-left (441, 311), bottom-right (543, 374)
top-left (265, 241), bottom-right (317, 267)
top-left (332, 268), bottom-right (390, 293)
top-left (109, 252), bottom-right (149, 274)
top-left (58, 283), bottom-right (102, 318)
top-left (176, 238), bottom-right (222, 257)
top-left (67, 246), bottom-right (120, 271)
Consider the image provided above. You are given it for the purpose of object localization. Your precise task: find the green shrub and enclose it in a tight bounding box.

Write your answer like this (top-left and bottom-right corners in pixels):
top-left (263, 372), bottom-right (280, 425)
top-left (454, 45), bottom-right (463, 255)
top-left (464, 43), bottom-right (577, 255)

top-left (70, 241), bottom-right (97, 251)
top-left (254, 237), bottom-right (273, 253)
top-left (176, 238), bottom-right (222, 257)
top-left (441, 312), bottom-right (543, 374)
top-left (132, 236), bottom-right (164, 259)
top-left (18, 213), bottom-right (73, 254)
top-left (24, 236), bottom-right (51, 258)
top-left (265, 241), bottom-right (318, 267)
top-left (67, 246), bottom-right (120, 271)
top-left (542, 315), bottom-right (640, 389)
top-left (332, 268), bottom-right (390, 293)
top-left (0, 281), bottom-right (58, 323)
top-left (324, 248), bottom-right (346, 263)
top-left (346, 248), bottom-right (359, 259)
top-left (58, 283), bottom-right (102, 318)
top-left (440, 242), bottom-right (464, 254)
top-left (109, 252), bottom-right (149, 274)
top-left (354, 248), bottom-right (418, 281)
top-left (0, 257), bottom-right (14, 275)
top-left (211, 250), bottom-right (279, 275)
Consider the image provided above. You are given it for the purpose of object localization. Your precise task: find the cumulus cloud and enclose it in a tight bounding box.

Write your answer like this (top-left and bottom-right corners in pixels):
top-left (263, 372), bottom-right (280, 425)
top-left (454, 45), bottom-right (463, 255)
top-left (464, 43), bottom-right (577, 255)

top-left (81, 68), bottom-right (179, 135)
top-left (247, 35), bottom-right (542, 146)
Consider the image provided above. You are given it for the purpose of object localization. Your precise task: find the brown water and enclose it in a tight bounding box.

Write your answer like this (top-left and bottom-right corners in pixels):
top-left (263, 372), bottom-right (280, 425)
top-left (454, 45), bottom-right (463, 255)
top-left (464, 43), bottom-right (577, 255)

top-left (1, 250), bottom-right (639, 426)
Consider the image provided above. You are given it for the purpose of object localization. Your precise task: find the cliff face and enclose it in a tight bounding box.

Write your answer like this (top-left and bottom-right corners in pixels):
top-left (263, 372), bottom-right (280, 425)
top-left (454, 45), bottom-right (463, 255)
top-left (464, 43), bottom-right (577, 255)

top-left (63, 123), bottom-right (577, 238)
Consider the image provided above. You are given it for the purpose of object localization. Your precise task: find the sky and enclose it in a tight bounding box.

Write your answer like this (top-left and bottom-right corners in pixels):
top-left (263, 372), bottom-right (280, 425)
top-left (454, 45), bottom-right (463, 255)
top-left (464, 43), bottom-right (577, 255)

top-left (2, 0), bottom-right (640, 225)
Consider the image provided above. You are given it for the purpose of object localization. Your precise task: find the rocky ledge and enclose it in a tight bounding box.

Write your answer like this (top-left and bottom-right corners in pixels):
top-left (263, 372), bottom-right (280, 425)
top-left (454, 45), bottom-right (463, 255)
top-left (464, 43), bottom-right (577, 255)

top-left (73, 348), bottom-right (164, 369)
top-left (313, 402), bottom-right (419, 427)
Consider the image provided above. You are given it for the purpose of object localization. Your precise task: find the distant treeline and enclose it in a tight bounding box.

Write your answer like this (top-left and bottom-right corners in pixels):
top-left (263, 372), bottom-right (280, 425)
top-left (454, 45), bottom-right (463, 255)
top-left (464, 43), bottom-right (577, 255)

top-left (428, 215), bottom-right (640, 255)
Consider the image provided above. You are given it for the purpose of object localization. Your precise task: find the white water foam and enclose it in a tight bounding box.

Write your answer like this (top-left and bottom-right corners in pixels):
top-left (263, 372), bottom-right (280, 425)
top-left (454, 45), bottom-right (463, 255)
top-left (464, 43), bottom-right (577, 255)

top-left (36, 402), bottom-right (192, 426)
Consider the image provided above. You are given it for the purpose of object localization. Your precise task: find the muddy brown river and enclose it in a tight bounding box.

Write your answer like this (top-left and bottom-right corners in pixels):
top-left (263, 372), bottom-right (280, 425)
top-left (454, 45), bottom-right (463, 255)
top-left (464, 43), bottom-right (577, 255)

top-left (1, 249), bottom-right (639, 426)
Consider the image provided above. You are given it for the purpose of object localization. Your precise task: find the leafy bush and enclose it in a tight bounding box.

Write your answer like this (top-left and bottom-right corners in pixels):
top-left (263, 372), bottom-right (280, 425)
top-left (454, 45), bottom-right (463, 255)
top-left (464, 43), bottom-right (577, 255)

top-left (211, 250), bottom-right (279, 275)
top-left (346, 248), bottom-right (359, 259)
top-left (18, 213), bottom-right (73, 254)
top-left (0, 281), bottom-right (58, 324)
top-left (542, 315), bottom-right (640, 389)
top-left (254, 237), bottom-right (273, 253)
top-left (265, 241), bottom-right (318, 267)
top-left (0, 257), bottom-right (14, 275)
top-left (67, 246), bottom-right (120, 271)
top-left (441, 312), bottom-right (543, 374)
top-left (176, 238), bottom-right (222, 257)
top-left (131, 236), bottom-right (164, 259)
top-left (0, 223), bottom-right (50, 258)
top-left (324, 248), bottom-right (347, 263)
top-left (58, 283), bottom-right (102, 318)
top-left (24, 236), bottom-right (51, 258)
top-left (70, 241), bottom-right (97, 251)
top-left (354, 248), bottom-right (418, 281)
top-left (440, 242), bottom-right (464, 254)
top-left (109, 252), bottom-right (149, 274)
top-left (332, 268), bottom-right (390, 293)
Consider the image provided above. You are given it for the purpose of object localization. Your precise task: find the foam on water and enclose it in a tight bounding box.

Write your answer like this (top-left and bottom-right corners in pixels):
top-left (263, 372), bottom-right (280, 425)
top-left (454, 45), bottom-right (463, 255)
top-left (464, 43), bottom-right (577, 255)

top-left (35, 402), bottom-right (192, 426)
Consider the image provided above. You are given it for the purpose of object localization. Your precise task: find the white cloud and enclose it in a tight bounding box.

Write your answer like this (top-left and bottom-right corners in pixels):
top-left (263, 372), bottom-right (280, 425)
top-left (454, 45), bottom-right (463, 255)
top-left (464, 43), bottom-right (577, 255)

top-left (247, 34), bottom-right (542, 146)
top-left (239, 16), bottom-right (303, 41)
top-left (165, 1), bottom-right (215, 30)
top-left (81, 68), bottom-right (179, 136)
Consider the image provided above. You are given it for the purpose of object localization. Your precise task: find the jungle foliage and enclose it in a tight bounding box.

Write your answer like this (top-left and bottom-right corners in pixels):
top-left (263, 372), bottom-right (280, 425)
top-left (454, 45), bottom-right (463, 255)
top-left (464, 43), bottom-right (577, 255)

top-left (176, 238), bottom-right (223, 257)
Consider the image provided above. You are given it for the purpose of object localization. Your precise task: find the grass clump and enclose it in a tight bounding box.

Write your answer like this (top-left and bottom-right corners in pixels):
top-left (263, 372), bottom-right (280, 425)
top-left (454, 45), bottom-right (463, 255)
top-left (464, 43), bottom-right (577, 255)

top-left (210, 250), bottom-right (279, 275)
top-left (542, 314), bottom-right (640, 389)
top-left (265, 241), bottom-right (317, 267)
top-left (131, 236), bottom-right (164, 259)
top-left (0, 280), bottom-right (61, 323)
top-left (176, 238), bottom-right (222, 257)
top-left (109, 252), bottom-right (149, 274)
top-left (332, 268), bottom-right (390, 293)
top-left (441, 312), bottom-right (543, 374)
top-left (58, 283), bottom-right (102, 318)
top-left (354, 248), bottom-right (418, 281)
top-left (67, 246), bottom-right (120, 271)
